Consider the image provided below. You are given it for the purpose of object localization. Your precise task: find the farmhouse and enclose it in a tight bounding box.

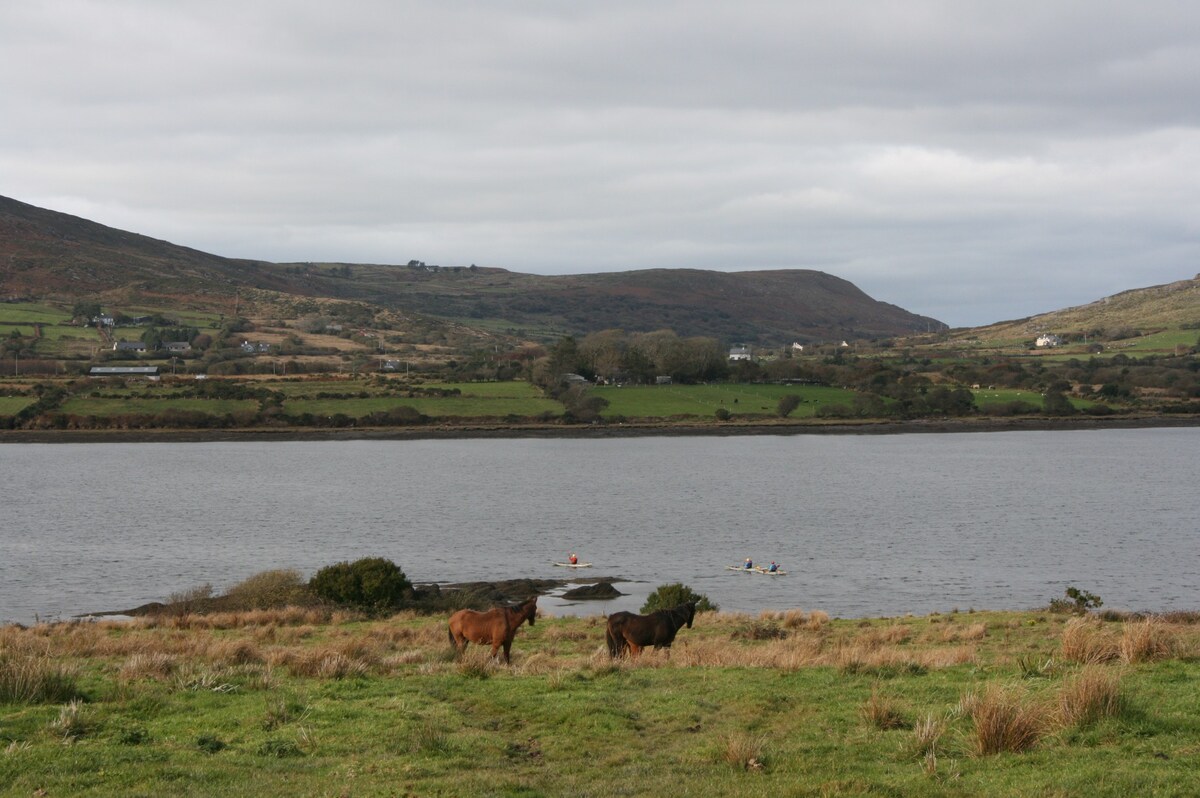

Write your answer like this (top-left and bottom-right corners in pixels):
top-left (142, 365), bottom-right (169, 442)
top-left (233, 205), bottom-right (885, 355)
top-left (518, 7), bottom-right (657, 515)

top-left (112, 340), bottom-right (147, 353)
top-left (164, 341), bottom-right (192, 353)
top-left (1036, 334), bottom-right (1063, 348)
top-left (240, 340), bottom-right (271, 354)
top-left (728, 345), bottom-right (752, 361)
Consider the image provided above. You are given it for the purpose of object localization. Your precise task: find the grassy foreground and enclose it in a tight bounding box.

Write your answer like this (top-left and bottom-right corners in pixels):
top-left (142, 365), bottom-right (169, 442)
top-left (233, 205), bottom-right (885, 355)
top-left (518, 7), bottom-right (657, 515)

top-left (2, 608), bottom-right (1199, 797)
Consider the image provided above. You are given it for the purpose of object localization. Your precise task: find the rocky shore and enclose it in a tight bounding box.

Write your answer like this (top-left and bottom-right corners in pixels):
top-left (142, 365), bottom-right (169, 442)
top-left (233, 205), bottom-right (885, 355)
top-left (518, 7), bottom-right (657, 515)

top-left (5, 413), bottom-right (1198, 445)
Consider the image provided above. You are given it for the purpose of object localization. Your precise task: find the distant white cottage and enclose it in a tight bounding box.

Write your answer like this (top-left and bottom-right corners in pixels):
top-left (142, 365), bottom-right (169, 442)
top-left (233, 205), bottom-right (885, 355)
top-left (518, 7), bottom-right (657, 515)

top-left (1036, 334), bottom-right (1063, 348)
top-left (728, 345), bottom-right (752, 361)
top-left (791, 342), bottom-right (805, 352)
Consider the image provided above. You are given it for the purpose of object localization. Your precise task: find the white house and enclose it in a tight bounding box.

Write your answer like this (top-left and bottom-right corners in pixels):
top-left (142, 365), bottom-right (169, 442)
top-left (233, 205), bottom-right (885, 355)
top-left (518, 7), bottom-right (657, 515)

top-left (728, 345), bottom-right (752, 361)
top-left (791, 342), bottom-right (805, 352)
top-left (1036, 334), bottom-right (1063, 348)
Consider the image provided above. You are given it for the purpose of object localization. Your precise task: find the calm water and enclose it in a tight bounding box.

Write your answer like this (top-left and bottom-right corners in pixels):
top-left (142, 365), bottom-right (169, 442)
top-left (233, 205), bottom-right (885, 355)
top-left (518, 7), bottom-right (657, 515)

top-left (2, 429), bottom-right (1198, 625)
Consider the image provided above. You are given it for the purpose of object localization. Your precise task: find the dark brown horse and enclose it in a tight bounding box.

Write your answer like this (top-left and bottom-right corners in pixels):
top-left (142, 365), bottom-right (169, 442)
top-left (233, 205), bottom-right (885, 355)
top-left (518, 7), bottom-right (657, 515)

top-left (447, 596), bottom-right (538, 664)
top-left (606, 602), bottom-right (696, 658)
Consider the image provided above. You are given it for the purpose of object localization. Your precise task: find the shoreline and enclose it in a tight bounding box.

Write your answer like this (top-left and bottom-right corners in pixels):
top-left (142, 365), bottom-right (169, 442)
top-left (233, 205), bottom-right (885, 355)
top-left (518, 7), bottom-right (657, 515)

top-left (2, 414), bottom-right (1198, 444)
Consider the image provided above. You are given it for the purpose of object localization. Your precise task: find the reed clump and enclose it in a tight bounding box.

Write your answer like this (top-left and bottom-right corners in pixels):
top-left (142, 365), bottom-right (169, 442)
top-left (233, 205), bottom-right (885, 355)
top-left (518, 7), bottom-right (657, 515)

top-left (0, 655), bottom-right (81, 703)
top-left (1119, 618), bottom-right (1177, 664)
top-left (965, 684), bottom-right (1049, 755)
top-left (861, 688), bottom-right (910, 730)
top-left (1060, 617), bottom-right (1120, 664)
top-left (1058, 665), bottom-right (1125, 727)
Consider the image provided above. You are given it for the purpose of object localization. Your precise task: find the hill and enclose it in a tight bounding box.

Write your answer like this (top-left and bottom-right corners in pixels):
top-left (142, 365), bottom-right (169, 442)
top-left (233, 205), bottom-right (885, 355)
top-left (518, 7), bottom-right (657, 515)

top-left (0, 195), bottom-right (942, 345)
top-left (961, 276), bottom-right (1200, 340)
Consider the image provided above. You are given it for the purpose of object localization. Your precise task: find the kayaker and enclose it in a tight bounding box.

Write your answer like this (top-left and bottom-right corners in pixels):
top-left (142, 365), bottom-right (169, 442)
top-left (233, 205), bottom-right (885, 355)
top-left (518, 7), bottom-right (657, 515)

top-left (768, 561), bottom-right (779, 572)
top-left (569, 553), bottom-right (578, 565)
top-left (744, 557), bottom-right (753, 569)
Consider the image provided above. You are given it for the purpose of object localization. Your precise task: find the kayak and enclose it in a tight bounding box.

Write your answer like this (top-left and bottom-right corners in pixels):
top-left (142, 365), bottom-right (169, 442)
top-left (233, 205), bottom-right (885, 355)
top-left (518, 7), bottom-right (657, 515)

top-left (725, 565), bottom-right (786, 575)
top-left (554, 562), bottom-right (593, 568)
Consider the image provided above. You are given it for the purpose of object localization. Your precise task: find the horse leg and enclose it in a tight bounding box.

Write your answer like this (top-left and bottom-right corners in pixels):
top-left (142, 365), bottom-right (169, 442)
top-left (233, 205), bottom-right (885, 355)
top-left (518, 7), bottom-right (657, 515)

top-left (502, 639), bottom-right (513, 665)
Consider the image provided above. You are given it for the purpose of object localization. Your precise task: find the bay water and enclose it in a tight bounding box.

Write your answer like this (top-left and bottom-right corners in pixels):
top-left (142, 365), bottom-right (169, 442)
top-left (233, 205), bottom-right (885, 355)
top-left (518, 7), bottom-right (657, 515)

top-left (2, 428), bottom-right (1197, 625)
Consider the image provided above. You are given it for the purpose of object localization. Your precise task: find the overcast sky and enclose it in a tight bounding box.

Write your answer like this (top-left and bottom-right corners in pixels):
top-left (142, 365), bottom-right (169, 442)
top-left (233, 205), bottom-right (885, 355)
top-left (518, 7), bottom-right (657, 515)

top-left (3, 2), bottom-right (1199, 327)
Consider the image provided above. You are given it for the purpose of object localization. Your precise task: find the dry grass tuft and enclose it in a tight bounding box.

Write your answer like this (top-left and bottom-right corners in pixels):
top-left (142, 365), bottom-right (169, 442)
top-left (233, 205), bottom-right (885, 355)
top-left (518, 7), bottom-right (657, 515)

top-left (781, 609), bottom-right (809, 629)
top-left (1058, 666), bottom-right (1124, 727)
top-left (1060, 617), bottom-right (1120, 664)
top-left (208, 639), bottom-right (264, 667)
top-left (861, 688), bottom-right (910, 730)
top-left (0, 655), bottom-right (80, 703)
top-left (966, 684), bottom-right (1048, 756)
top-left (285, 650), bottom-right (371, 680)
top-left (1120, 618), bottom-right (1177, 664)
top-left (119, 652), bottom-right (178, 681)
top-left (907, 713), bottom-right (947, 760)
top-left (720, 732), bottom-right (768, 771)
top-left (51, 698), bottom-right (89, 741)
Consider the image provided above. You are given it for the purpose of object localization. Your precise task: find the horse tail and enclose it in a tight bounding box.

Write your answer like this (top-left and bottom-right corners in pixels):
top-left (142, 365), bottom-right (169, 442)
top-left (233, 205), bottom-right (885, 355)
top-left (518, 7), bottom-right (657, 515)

top-left (605, 616), bottom-right (623, 658)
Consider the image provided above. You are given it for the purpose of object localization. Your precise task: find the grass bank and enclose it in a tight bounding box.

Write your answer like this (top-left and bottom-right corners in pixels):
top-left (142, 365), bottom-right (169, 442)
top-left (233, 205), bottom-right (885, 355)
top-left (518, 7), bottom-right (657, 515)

top-left (2, 608), bottom-right (1199, 796)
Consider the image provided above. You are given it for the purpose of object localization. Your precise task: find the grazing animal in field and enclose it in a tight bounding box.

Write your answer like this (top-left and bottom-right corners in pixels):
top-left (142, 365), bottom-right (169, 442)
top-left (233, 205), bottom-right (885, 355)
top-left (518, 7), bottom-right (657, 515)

top-left (447, 596), bottom-right (538, 664)
top-left (606, 602), bottom-right (696, 658)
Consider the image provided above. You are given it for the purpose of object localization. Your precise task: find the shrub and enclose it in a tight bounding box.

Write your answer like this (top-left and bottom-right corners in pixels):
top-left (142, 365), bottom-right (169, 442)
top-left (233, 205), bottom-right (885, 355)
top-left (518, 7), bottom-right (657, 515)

top-left (226, 569), bottom-right (316, 610)
top-left (714, 407), bottom-right (731, 421)
top-left (308, 557), bottom-right (410, 612)
top-left (777, 394), bottom-right (802, 418)
top-left (641, 582), bottom-right (717, 613)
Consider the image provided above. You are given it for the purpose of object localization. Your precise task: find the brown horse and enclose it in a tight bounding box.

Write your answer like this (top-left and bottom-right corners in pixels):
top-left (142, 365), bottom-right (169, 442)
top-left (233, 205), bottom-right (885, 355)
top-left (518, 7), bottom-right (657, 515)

top-left (606, 602), bottom-right (696, 658)
top-left (447, 596), bottom-right (538, 664)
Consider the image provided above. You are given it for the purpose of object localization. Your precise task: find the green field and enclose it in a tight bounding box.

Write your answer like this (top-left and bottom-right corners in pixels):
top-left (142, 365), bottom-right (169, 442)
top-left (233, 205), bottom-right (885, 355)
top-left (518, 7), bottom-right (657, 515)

top-left (0, 396), bottom-right (33, 415)
top-left (285, 395), bottom-right (561, 419)
top-left (971, 389), bottom-right (1097, 410)
top-left (592, 383), bottom-right (859, 418)
top-left (59, 398), bottom-right (260, 417)
top-left (0, 303), bottom-right (67, 324)
top-left (1, 608), bottom-right (1197, 797)
top-left (1109, 329), bottom-right (1199, 353)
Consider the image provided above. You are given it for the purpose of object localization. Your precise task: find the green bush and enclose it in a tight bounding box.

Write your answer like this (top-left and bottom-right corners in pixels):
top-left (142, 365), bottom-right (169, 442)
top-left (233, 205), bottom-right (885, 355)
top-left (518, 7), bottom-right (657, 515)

top-left (309, 557), bottom-right (410, 612)
top-left (641, 582), bottom-right (717, 614)
top-left (777, 394), bottom-right (802, 418)
top-left (225, 569), bottom-right (316, 610)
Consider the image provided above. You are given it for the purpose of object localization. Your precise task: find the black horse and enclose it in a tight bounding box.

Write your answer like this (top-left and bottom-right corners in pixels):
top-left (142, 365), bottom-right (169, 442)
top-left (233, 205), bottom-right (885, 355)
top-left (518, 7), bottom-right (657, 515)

top-left (605, 602), bottom-right (696, 658)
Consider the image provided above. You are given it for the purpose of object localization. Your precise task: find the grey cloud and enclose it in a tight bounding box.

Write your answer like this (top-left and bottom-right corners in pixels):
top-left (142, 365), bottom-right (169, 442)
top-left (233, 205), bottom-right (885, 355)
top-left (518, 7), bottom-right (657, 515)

top-left (2, 1), bottom-right (1198, 327)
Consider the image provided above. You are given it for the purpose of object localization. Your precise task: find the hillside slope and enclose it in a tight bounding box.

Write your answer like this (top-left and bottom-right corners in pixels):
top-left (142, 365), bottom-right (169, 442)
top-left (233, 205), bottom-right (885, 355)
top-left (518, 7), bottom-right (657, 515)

top-left (1, 194), bottom-right (942, 344)
top-left (951, 276), bottom-right (1200, 343)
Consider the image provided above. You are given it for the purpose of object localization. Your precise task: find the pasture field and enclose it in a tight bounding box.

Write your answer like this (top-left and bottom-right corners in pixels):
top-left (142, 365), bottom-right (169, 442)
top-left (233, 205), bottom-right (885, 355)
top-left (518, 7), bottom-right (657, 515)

top-left (0, 303), bottom-right (66, 324)
top-left (0, 396), bottom-right (33, 415)
top-left (276, 379), bottom-right (560, 418)
top-left (58, 398), bottom-right (260, 417)
top-left (1108, 329), bottom-right (1199, 353)
top-left (1, 608), bottom-right (1198, 797)
top-left (592, 384), bottom-right (859, 419)
top-left (971, 389), bottom-right (1097, 411)
top-left (0, 325), bottom-right (36, 337)
top-left (284, 395), bottom-right (561, 419)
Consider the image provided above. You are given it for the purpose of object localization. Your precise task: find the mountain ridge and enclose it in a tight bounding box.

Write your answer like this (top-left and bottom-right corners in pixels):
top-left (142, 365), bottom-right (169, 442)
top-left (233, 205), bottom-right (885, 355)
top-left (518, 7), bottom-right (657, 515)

top-left (0, 194), bottom-right (942, 345)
